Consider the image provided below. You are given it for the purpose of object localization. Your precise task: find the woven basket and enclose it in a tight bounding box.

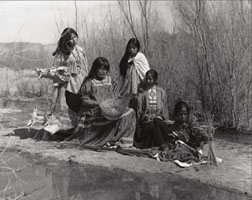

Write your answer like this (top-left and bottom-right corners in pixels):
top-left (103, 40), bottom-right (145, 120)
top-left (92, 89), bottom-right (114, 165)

top-left (100, 95), bottom-right (131, 121)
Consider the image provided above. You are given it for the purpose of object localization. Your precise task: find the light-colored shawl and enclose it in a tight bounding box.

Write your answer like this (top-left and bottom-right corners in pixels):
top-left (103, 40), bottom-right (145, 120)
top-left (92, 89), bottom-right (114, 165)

top-left (128, 52), bottom-right (150, 80)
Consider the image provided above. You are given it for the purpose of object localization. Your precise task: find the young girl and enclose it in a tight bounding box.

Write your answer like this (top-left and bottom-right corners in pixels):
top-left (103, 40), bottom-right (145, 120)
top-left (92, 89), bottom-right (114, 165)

top-left (117, 38), bottom-right (150, 109)
top-left (167, 101), bottom-right (208, 151)
top-left (66, 57), bottom-right (136, 147)
top-left (134, 69), bottom-right (169, 149)
top-left (36, 27), bottom-right (88, 123)
top-left (157, 101), bottom-right (209, 163)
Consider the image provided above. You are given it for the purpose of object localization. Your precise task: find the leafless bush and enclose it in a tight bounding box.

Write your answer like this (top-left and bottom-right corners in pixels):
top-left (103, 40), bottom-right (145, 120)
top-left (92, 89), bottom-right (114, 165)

top-left (1, 1), bottom-right (251, 130)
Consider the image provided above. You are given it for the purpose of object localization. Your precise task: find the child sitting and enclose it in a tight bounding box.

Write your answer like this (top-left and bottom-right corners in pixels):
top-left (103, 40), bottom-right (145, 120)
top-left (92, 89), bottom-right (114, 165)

top-left (134, 69), bottom-right (169, 149)
top-left (156, 101), bottom-right (209, 163)
top-left (167, 101), bottom-right (208, 152)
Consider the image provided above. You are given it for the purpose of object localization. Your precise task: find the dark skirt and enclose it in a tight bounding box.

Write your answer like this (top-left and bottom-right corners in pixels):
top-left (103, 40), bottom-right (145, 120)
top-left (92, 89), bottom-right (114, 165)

top-left (134, 118), bottom-right (170, 149)
top-left (65, 90), bottom-right (81, 113)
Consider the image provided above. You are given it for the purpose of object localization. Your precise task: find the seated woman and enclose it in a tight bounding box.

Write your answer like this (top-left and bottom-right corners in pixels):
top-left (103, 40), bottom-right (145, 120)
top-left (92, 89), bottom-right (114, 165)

top-left (134, 69), bottom-right (169, 149)
top-left (66, 57), bottom-right (136, 147)
top-left (157, 101), bottom-right (209, 163)
top-left (168, 101), bottom-right (208, 150)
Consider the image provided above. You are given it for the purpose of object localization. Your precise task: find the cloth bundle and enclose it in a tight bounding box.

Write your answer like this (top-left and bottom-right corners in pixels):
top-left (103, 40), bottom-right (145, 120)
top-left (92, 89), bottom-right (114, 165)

top-left (35, 67), bottom-right (70, 86)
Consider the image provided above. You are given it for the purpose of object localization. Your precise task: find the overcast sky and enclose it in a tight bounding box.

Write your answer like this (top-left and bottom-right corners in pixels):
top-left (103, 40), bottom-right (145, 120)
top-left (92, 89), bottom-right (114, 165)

top-left (0, 1), bottom-right (173, 44)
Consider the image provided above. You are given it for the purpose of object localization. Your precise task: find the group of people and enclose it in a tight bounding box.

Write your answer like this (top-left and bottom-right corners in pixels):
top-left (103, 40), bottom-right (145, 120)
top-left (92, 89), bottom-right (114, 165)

top-left (36, 27), bottom-right (208, 163)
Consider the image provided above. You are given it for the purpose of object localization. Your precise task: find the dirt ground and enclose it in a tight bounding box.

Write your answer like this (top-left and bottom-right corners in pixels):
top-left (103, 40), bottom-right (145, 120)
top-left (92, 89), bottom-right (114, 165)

top-left (0, 100), bottom-right (251, 199)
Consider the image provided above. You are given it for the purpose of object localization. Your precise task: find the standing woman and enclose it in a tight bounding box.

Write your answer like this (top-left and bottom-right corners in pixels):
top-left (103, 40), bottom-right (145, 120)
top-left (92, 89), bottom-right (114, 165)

top-left (117, 38), bottom-right (150, 109)
top-left (51, 27), bottom-right (89, 127)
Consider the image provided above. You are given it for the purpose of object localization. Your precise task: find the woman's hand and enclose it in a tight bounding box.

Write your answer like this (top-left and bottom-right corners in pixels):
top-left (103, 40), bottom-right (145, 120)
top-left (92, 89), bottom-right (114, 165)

top-left (71, 73), bottom-right (77, 77)
top-left (82, 99), bottom-right (99, 108)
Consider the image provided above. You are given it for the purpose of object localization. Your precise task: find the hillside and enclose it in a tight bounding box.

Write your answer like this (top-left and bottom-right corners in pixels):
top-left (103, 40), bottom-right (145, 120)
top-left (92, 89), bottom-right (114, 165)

top-left (0, 42), bottom-right (55, 70)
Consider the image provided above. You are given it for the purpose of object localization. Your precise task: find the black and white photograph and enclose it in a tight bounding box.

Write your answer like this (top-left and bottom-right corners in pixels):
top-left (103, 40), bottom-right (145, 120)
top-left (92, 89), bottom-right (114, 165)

top-left (0, 1), bottom-right (251, 199)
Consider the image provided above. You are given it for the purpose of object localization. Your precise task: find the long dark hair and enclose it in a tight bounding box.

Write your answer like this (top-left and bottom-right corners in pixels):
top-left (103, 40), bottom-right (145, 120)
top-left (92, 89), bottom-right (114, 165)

top-left (119, 38), bottom-right (140, 77)
top-left (52, 27), bottom-right (78, 56)
top-left (173, 101), bottom-right (191, 121)
top-left (140, 69), bottom-right (158, 91)
top-left (87, 57), bottom-right (110, 80)
top-left (145, 69), bottom-right (158, 83)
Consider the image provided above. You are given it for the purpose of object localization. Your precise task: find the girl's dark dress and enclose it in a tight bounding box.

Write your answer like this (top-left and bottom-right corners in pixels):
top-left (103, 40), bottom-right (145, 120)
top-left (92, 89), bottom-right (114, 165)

top-left (134, 85), bottom-right (169, 149)
top-left (167, 122), bottom-right (209, 149)
top-left (157, 122), bottom-right (209, 162)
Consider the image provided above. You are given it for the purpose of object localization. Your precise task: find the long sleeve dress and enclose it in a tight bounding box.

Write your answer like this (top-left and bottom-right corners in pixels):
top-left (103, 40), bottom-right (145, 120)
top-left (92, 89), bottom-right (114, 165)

top-left (48, 45), bottom-right (89, 115)
top-left (51, 45), bottom-right (89, 127)
top-left (134, 85), bottom-right (170, 149)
